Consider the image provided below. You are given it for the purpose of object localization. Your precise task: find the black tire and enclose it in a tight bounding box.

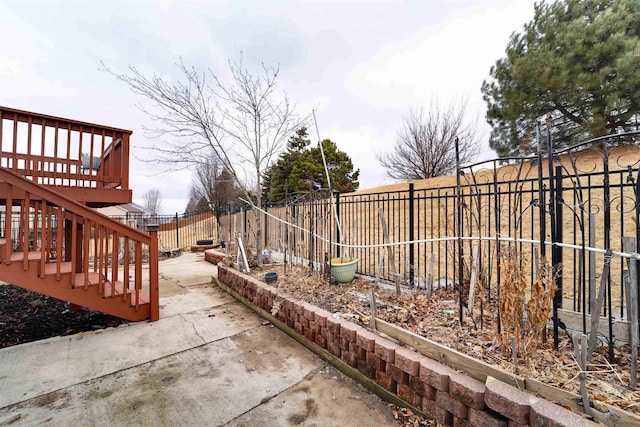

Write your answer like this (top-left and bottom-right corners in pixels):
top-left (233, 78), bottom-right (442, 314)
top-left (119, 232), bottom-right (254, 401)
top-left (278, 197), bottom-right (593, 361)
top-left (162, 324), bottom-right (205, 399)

top-left (196, 239), bottom-right (213, 246)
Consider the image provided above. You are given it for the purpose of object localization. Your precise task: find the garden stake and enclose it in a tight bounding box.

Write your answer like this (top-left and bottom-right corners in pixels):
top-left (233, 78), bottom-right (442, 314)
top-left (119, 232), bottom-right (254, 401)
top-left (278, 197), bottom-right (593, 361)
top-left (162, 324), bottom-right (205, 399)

top-left (587, 256), bottom-right (611, 363)
top-left (467, 244), bottom-right (479, 316)
top-left (623, 237), bottom-right (638, 389)
top-left (511, 336), bottom-right (518, 376)
top-left (572, 333), bottom-right (592, 416)
top-left (369, 288), bottom-right (377, 330)
top-left (426, 253), bottom-right (434, 300)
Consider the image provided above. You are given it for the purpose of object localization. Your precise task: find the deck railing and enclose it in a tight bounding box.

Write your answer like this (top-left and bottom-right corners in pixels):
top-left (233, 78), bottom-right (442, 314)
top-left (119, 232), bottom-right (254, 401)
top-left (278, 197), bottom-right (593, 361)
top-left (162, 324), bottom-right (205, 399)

top-left (0, 106), bottom-right (130, 191)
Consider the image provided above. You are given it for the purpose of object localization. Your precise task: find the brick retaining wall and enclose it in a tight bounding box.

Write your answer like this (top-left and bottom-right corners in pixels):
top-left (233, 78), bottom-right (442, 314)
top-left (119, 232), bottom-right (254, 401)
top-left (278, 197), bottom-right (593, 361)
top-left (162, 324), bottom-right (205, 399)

top-left (216, 266), bottom-right (598, 427)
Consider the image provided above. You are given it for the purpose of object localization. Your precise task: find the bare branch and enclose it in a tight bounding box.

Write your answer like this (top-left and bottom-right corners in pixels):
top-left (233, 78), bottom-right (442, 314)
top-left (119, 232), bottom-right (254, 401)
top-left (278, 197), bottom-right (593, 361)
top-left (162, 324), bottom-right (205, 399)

top-left (378, 100), bottom-right (480, 180)
top-left (103, 56), bottom-right (306, 265)
top-left (143, 189), bottom-right (163, 217)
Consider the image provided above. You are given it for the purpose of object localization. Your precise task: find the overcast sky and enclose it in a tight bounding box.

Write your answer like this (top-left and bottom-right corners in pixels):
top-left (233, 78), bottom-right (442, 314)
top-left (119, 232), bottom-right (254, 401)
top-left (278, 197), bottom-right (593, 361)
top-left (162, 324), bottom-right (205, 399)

top-left (0, 0), bottom-right (537, 214)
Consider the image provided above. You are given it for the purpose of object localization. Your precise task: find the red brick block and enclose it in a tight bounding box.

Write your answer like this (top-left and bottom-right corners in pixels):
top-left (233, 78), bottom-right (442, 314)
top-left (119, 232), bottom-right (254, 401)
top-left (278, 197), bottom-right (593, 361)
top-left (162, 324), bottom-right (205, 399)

top-left (435, 406), bottom-right (453, 426)
top-left (507, 419), bottom-right (527, 427)
top-left (374, 338), bottom-right (399, 363)
top-left (315, 334), bottom-right (327, 349)
top-left (375, 370), bottom-right (397, 393)
top-left (410, 392), bottom-right (423, 409)
top-left (484, 377), bottom-right (531, 425)
top-left (469, 407), bottom-right (507, 427)
top-left (354, 346), bottom-right (367, 361)
top-left (340, 320), bottom-right (360, 342)
top-left (394, 347), bottom-right (421, 376)
top-left (409, 375), bottom-right (436, 399)
top-left (436, 390), bottom-right (468, 419)
top-left (419, 357), bottom-right (453, 391)
top-left (304, 329), bottom-right (315, 343)
top-left (303, 304), bottom-right (315, 321)
top-left (310, 322), bottom-right (320, 335)
top-left (450, 372), bottom-right (485, 410)
top-left (294, 321), bottom-right (303, 334)
top-left (341, 350), bottom-right (358, 368)
top-left (324, 331), bottom-right (335, 343)
top-left (530, 399), bottom-right (596, 427)
top-left (454, 416), bottom-right (472, 427)
top-left (339, 337), bottom-right (350, 351)
top-left (328, 342), bottom-right (341, 358)
top-left (422, 398), bottom-right (436, 419)
top-left (246, 278), bottom-right (258, 291)
top-left (386, 364), bottom-right (409, 385)
top-left (326, 316), bottom-right (342, 334)
top-left (398, 383), bottom-right (412, 402)
top-left (355, 328), bottom-right (377, 352)
top-left (367, 353), bottom-right (386, 372)
top-left (301, 317), bottom-right (310, 330)
top-left (357, 360), bottom-right (372, 377)
top-left (313, 308), bottom-right (330, 327)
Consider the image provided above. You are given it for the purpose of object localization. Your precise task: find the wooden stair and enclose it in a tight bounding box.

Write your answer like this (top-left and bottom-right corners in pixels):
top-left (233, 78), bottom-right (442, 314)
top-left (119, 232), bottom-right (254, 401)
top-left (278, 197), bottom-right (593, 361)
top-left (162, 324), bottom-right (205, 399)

top-left (0, 154), bottom-right (159, 322)
top-left (0, 237), bottom-right (152, 321)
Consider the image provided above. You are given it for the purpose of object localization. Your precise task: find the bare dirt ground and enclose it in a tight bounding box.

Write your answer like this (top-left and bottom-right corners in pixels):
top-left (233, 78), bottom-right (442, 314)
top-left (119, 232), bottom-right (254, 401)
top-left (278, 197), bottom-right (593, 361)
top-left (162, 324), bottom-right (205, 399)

top-left (247, 263), bottom-right (640, 420)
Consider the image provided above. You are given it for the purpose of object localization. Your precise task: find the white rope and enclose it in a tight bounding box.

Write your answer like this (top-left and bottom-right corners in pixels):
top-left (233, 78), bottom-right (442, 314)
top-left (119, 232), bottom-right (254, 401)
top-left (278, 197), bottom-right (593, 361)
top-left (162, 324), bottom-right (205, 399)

top-left (242, 199), bottom-right (640, 261)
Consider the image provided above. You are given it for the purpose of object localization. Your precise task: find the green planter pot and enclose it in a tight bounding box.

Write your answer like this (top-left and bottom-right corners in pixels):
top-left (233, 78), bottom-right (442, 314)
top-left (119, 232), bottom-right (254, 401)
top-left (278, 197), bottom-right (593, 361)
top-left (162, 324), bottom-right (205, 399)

top-left (330, 258), bottom-right (358, 284)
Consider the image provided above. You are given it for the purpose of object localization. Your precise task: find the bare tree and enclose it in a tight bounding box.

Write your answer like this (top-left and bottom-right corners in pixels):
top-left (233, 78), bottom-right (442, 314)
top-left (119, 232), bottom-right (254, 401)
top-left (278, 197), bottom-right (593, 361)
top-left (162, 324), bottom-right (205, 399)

top-left (378, 101), bottom-right (480, 180)
top-left (105, 57), bottom-right (304, 265)
top-left (188, 151), bottom-right (239, 220)
top-left (143, 189), bottom-right (162, 218)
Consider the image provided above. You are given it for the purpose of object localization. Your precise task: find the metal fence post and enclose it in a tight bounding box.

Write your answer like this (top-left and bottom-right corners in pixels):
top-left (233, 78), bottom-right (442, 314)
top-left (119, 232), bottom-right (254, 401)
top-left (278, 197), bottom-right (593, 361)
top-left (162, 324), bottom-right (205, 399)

top-left (409, 182), bottom-right (415, 287)
top-left (264, 202), bottom-right (268, 249)
top-left (545, 122), bottom-right (561, 350)
top-left (554, 165), bottom-right (564, 343)
top-left (175, 212), bottom-right (179, 248)
top-left (335, 191), bottom-right (341, 259)
top-left (455, 137), bottom-right (464, 323)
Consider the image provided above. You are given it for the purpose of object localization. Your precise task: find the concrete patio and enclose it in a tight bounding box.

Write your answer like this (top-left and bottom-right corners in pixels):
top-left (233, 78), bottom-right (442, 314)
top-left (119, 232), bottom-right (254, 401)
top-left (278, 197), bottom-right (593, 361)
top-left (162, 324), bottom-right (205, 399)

top-left (0, 252), bottom-right (399, 426)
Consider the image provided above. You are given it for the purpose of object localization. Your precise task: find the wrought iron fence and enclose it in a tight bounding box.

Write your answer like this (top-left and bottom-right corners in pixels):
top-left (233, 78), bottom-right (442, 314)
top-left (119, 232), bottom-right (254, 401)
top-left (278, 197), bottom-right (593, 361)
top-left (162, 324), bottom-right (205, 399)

top-left (224, 130), bottom-right (639, 362)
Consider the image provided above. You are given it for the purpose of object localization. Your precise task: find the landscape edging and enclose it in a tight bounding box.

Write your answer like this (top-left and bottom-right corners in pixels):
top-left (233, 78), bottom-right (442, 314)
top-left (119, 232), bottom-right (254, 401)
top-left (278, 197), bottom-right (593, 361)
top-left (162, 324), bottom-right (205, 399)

top-left (214, 265), bottom-right (602, 427)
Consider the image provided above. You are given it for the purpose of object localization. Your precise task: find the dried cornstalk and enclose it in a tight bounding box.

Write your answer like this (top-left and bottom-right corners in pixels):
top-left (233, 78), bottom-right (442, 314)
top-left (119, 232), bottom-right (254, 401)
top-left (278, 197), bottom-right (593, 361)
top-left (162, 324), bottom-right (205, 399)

top-left (524, 261), bottom-right (557, 354)
top-left (498, 248), bottom-right (527, 352)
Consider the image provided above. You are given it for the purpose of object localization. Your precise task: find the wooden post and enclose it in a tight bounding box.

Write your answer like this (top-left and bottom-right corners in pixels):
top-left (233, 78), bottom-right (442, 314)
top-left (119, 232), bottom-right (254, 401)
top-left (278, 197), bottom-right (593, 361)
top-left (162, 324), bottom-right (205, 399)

top-left (427, 253), bottom-right (435, 300)
top-left (374, 250), bottom-right (385, 289)
top-left (572, 333), bottom-right (592, 416)
top-left (378, 208), bottom-right (397, 276)
top-left (467, 244), bottom-right (479, 316)
top-left (147, 225), bottom-right (160, 321)
top-left (623, 237), bottom-right (638, 389)
top-left (369, 289), bottom-right (377, 331)
top-left (237, 235), bottom-right (250, 273)
top-left (587, 258), bottom-right (610, 362)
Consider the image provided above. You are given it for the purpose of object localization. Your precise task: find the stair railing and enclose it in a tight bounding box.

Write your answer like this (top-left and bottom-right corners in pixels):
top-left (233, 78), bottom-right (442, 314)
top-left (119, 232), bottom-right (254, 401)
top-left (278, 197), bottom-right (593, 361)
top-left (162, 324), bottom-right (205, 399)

top-left (0, 167), bottom-right (159, 321)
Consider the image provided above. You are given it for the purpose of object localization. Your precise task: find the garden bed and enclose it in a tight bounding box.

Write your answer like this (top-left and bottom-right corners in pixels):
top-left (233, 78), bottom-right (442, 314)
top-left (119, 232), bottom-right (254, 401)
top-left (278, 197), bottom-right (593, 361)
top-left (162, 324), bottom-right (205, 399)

top-left (243, 263), bottom-right (639, 420)
top-left (0, 284), bottom-right (125, 349)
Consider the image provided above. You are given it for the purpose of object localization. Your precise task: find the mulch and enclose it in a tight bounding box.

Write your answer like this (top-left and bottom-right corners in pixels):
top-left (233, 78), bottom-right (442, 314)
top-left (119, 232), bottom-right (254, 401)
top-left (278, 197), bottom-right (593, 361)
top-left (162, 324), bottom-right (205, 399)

top-left (0, 284), bottom-right (125, 349)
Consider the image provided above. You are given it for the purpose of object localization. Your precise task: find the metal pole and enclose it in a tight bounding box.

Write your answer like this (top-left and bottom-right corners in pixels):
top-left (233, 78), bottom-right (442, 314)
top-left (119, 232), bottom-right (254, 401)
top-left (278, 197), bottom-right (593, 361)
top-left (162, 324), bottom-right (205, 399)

top-left (455, 137), bottom-right (464, 324)
top-left (175, 212), bottom-right (179, 248)
top-left (602, 141), bottom-right (614, 363)
top-left (409, 182), bottom-right (415, 287)
top-left (545, 120), bottom-right (560, 351)
top-left (555, 165), bottom-right (564, 339)
top-left (335, 192), bottom-right (341, 259)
